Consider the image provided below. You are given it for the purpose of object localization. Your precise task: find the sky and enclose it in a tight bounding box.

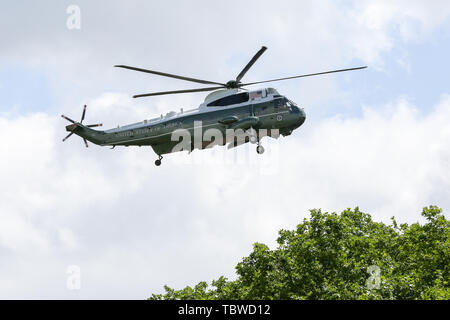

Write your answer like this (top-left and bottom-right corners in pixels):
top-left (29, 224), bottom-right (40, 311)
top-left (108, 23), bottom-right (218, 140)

top-left (0, 0), bottom-right (449, 299)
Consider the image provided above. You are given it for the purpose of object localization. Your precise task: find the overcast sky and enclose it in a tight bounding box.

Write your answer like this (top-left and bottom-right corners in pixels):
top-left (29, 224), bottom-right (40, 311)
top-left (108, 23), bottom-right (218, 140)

top-left (0, 0), bottom-right (449, 299)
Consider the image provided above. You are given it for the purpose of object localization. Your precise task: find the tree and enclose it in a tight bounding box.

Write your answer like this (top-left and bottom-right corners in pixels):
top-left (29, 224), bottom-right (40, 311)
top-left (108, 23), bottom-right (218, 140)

top-left (149, 206), bottom-right (449, 300)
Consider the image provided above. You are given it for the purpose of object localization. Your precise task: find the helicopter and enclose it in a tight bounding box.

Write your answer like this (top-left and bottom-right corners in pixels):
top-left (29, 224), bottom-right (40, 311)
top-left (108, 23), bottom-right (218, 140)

top-left (61, 46), bottom-right (366, 166)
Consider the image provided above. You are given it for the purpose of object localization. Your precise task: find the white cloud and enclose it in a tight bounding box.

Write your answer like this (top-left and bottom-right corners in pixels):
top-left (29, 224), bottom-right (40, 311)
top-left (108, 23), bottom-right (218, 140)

top-left (357, 0), bottom-right (450, 41)
top-left (284, 95), bottom-right (450, 223)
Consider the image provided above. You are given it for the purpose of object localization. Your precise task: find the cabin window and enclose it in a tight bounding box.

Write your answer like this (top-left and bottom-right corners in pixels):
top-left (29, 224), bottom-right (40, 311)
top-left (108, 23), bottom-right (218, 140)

top-left (207, 92), bottom-right (249, 107)
top-left (250, 90), bottom-right (263, 100)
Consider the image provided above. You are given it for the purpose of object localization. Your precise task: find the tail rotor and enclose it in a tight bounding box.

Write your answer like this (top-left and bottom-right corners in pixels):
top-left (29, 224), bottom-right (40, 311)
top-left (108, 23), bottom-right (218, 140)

top-left (61, 105), bottom-right (102, 147)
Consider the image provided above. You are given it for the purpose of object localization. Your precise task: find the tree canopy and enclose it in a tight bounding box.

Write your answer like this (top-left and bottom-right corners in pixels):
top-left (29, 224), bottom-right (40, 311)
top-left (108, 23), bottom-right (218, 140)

top-left (149, 206), bottom-right (449, 300)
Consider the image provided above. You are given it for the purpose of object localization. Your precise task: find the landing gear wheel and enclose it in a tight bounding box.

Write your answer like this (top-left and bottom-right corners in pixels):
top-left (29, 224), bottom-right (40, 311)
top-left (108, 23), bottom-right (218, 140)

top-left (155, 155), bottom-right (163, 166)
top-left (256, 145), bottom-right (265, 154)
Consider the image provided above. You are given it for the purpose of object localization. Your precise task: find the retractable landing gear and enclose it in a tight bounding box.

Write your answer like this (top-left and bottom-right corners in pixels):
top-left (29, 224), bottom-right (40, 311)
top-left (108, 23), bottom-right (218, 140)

top-left (256, 142), bottom-right (265, 154)
top-left (155, 155), bottom-right (163, 166)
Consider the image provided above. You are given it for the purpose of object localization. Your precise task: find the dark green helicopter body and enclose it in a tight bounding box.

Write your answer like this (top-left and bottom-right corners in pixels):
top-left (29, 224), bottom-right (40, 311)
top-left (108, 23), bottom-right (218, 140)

top-left (62, 46), bottom-right (365, 166)
top-left (65, 89), bottom-right (305, 153)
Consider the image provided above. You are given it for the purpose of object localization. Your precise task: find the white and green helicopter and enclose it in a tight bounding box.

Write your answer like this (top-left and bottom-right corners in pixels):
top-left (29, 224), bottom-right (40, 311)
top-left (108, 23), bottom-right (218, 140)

top-left (62, 46), bottom-right (366, 166)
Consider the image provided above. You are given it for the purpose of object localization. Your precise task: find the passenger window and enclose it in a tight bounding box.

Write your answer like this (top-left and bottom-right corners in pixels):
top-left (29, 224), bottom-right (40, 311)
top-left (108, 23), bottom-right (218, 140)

top-left (250, 90), bottom-right (263, 100)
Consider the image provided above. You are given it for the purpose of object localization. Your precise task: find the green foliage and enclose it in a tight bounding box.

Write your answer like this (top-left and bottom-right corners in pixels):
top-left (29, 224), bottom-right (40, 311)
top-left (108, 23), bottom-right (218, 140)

top-left (149, 206), bottom-right (449, 300)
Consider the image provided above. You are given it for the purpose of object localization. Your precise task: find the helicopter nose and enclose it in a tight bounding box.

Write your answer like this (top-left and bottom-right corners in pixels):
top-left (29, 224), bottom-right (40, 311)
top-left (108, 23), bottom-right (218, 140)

top-left (292, 106), bottom-right (306, 126)
top-left (299, 108), bottom-right (306, 126)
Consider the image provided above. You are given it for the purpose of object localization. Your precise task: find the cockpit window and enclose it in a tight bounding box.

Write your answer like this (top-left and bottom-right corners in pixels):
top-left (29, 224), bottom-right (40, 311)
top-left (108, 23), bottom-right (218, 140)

top-left (286, 99), bottom-right (296, 107)
top-left (207, 92), bottom-right (249, 107)
top-left (267, 88), bottom-right (279, 95)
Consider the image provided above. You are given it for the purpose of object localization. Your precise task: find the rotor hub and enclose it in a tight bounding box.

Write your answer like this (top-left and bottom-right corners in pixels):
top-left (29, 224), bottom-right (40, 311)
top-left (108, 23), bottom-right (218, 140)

top-left (65, 123), bottom-right (78, 132)
top-left (225, 80), bottom-right (240, 89)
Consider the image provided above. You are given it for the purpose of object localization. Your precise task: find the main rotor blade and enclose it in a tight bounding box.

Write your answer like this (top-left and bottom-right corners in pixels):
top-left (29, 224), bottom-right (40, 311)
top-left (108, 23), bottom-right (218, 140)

top-left (115, 65), bottom-right (226, 87)
top-left (62, 132), bottom-right (73, 142)
top-left (133, 86), bottom-right (225, 98)
top-left (240, 66), bottom-right (368, 87)
top-left (61, 115), bottom-right (76, 123)
top-left (81, 105), bottom-right (86, 123)
top-left (86, 123), bottom-right (103, 128)
top-left (236, 46), bottom-right (267, 83)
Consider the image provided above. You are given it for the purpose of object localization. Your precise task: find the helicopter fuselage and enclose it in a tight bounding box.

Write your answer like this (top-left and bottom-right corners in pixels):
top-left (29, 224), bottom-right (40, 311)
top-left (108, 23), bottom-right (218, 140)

top-left (65, 88), bottom-right (306, 157)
